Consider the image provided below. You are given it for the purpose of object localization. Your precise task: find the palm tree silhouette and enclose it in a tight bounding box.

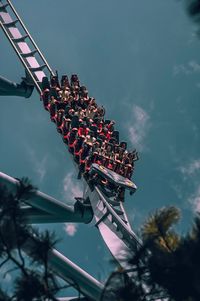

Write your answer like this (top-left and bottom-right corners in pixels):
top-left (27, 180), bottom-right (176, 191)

top-left (101, 206), bottom-right (200, 301)
top-left (0, 179), bottom-right (66, 301)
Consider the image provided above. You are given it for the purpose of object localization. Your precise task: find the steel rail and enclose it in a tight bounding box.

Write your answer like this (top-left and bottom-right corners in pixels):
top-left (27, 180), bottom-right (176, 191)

top-left (0, 20), bottom-right (42, 93)
top-left (7, 0), bottom-right (54, 76)
top-left (0, 172), bottom-right (93, 224)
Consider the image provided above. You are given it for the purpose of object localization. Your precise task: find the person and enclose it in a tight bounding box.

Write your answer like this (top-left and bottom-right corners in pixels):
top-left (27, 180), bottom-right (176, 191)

top-left (56, 109), bottom-right (64, 133)
top-left (84, 132), bottom-right (96, 147)
top-left (73, 90), bottom-right (80, 106)
top-left (70, 92), bottom-right (77, 110)
top-left (88, 97), bottom-right (96, 107)
top-left (125, 163), bottom-right (134, 179)
top-left (103, 128), bottom-right (111, 141)
top-left (48, 96), bottom-right (57, 122)
top-left (56, 97), bottom-right (67, 111)
top-left (50, 75), bottom-right (60, 90)
top-left (68, 128), bottom-right (78, 152)
top-left (68, 108), bottom-right (75, 119)
top-left (79, 85), bottom-right (87, 95)
top-left (73, 136), bottom-right (85, 162)
top-left (61, 75), bottom-right (70, 89)
top-left (124, 150), bottom-right (138, 178)
top-left (113, 144), bottom-right (120, 155)
top-left (89, 142), bottom-right (101, 164)
top-left (106, 120), bottom-right (115, 133)
top-left (94, 153), bottom-right (103, 166)
top-left (41, 88), bottom-right (49, 110)
top-left (89, 122), bottom-right (98, 138)
top-left (118, 164), bottom-right (126, 177)
top-left (86, 105), bottom-right (97, 120)
top-left (71, 112), bottom-right (79, 129)
top-left (83, 156), bottom-right (93, 179)
top-left (110, 130), bottom-right (119, 145)
top-left (78, 123), bottom-right (89, 137)
top-left (58, 87), bottom-right (70, 103)
top-left (96, 119), bottom-right (104, 133)
top-left (64, 105), bottom-right (72, 119)
top-left (77, 143), bottom-right (90, 179)
top-left (82, 90), bottom-right (89, 102)
top-left (99, 127), bottom-right (107, 142)
top-left (77, 97), bottom-right (87, 110)
top-left (71, 74), bottom-right (79, 83)
top-left (77, 107), bottom-right (86, 119)
top-left (103, 143), bottom-right (113, 158)
top-left (71, 74), bottom-right (80, 90)
top-left (50, 86), bottom-right (60, 99)
top-left (80, 85), bottom-right (88, 95)
top-left (62, 115), bottom-right (71, 142)
top-left (120, 141), bottom-right (127, 150)
top-left (105, 159), bottom-right (114, 170)
top-left (67, 95), bottom-right (74, 108)
top-left (96, 106), bottom-right (105, 121)
top-left (114, 147), bottom-right (124, 173)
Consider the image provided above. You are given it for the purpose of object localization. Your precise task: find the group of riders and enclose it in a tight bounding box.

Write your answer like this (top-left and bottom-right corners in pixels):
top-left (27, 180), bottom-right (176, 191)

top-left (41, 74), bottom-right (138, 200)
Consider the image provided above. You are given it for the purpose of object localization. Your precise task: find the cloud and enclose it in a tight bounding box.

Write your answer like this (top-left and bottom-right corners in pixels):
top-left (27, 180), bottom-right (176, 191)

top-left (64, 223), bottom-right (78, 236)
top-left (128, 105), bottom-right (150, 151)
top-left (173, 64), bottom-right (191, 76)
top-left (189, 60), bottom-right (200, 72)
top-left (177, 158), bottom-right (200, 212)
top-left (179, 159), bottom-right (200, 179)
top-left (34, 156), bottom-right (47, 182)
top-left (188, 185), bottom-right (200, 212)
top-left (62, 171), bottom-right (82, 202)
top-left (25, 146), bottom-right (48, 182)
top-left (173, 60), bottom-right (200, 76)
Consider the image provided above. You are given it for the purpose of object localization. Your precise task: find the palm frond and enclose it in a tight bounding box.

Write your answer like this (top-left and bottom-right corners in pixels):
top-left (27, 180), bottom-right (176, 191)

top-left (190, 213), bottom-right (200, 241)
top-left (141, 206), bottom-right (181, 241)
top-left (100, 271), bottom-right (142, 301)
top-left (14, 271), bottom-right (45, 300)
top-left (186, 0), bottom-right (200, 17)
top-left (157, 231), bottom-right (180, 252)
top-left (16, 177), bottom-right (37, 201)
top-left (29, 230), bottom-right (59, 265)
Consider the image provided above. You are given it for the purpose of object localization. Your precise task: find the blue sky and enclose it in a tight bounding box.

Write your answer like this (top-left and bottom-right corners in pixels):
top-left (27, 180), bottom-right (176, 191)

top-left (1, 0), bottom-right (200, 289)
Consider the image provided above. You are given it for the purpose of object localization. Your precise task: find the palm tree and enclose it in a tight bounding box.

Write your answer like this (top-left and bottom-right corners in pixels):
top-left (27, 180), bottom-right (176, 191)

top-left (142, 207), bottom-right (200, 301)
top-left (141, 206), bottom-right (180, 252)
top-left (3, 178), bottom-right (200, 300)
top-left (101, 206), bottom-right (200, 301)
top-left (0, 179), bottom-right (62, 300)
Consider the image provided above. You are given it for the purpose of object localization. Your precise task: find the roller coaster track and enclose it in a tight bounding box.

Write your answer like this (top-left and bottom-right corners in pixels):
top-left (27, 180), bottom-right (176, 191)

top-left (0, 0), bottom-right (142, 299)
top-left (0, 0), bottom-right (54, 93)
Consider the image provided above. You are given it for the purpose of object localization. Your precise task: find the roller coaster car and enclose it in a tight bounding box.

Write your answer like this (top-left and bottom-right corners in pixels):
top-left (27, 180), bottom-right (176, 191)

top-left (90, 163), bottom-right (137, 194)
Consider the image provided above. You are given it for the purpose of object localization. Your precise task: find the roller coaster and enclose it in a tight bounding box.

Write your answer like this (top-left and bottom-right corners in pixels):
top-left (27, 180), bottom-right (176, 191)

top-left (0, 1), bottom-right (142, 299)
